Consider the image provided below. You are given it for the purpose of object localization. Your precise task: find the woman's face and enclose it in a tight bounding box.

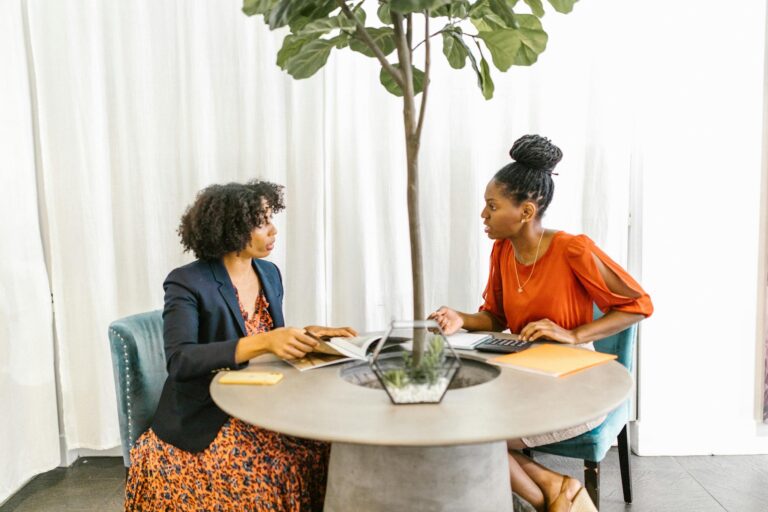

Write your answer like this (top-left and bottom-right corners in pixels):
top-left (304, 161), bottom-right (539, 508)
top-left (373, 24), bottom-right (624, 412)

top-left (480, 180), bottom-right (527, 239)
top-left (243, 211), bottom-right (278, 258)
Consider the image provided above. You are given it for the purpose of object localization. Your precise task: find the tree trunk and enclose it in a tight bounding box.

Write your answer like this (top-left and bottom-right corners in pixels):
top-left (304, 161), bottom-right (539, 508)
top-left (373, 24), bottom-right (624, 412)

top-left (406, 138), bottom-right (423, 324)
top-left (393, 12), bottom-right (425, 364)
top-left (406, 131), bottom-right (425, 364)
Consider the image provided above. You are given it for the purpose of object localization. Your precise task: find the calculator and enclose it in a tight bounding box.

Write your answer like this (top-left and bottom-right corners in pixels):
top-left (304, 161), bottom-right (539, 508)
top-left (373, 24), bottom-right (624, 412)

top-left (475, 337), bottom-right (532, 354)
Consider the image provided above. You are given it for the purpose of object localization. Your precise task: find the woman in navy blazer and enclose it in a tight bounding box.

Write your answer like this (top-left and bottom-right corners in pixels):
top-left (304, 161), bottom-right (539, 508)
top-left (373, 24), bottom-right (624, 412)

top-left (125, 180), bottom-right (355, 512)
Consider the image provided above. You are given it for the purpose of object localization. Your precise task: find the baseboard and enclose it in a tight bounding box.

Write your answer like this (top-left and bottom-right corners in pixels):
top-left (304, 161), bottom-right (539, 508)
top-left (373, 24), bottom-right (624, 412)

top-left (59, 446), bottom-right (122, 467)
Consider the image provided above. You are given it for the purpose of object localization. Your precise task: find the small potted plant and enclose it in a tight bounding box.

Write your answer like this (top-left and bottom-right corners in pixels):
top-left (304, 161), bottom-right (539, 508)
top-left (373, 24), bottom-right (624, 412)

top-left (370, 320), bottom-right (461, 404)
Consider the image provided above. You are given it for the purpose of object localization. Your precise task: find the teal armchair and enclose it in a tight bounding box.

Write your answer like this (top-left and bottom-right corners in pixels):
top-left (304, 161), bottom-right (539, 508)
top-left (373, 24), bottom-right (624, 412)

top-left (108, 310), bottom-right (166, 467)
top-left (529, 308), bottom-right (637, 510)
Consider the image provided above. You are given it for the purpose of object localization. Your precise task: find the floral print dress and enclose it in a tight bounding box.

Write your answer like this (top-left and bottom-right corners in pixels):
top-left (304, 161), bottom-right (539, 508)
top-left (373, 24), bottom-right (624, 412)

top-left (124, 291), bottom-right (330, 511)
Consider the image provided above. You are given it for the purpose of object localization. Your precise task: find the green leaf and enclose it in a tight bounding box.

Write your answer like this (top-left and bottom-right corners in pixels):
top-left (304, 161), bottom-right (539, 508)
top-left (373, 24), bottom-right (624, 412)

top-left (523, 0), bottom-right (545, 17)
top-left (390, 0), bottom-right (452, 15)
top-left (469, 0), bottom-right (491, 18)
top-left (479, 56), bottom-right (494, 99)
top-left (349, 27), bottom-right (397, 57)
top-left (285, 38), bottom-right (334, 79)
top-left (301, 0), bottom-right (338, 22)
top-left (489, 0), bottom-right (517, 28)
top-left (450, 0), bottom-right (471, 18)
top-left (339, 7), bottom-right (366, 33)
top-left (267, 0), bottom-right (299, 29)
top-left (380, 64), bottom-right (426, 96)
top-left (478, 29), bottom-right (520, 71)
top-left (510, 14), bottom-right (548, 64)
top-left (471, 13), bottom-right (507, 32)
top-left (268, 0), bottom-right (337, 30)
top-left (478, 14), bottom-right (547, 69)
top-left (547, 0), bottom-right (577, 14)
top-left (299, 17), bottom-right (340, 37)
top-left (276, 34), bottom-right (313, 70)
top-left (242, 0), bottom-right (275, 16)
top-left (432, 4), bottom-right (449, 16)
top-left (434, 0), bottom-right (470, 18)
top-left (377, 3), bottom-right (391, 24)
top-left (329, 33), bottom-right (351, 49)
top-left (441, 29), bottom-right (468, 69)
top-left (290, 16), bottom-right (315, 32)
top-left (463, 47), bottom-right (493, 99)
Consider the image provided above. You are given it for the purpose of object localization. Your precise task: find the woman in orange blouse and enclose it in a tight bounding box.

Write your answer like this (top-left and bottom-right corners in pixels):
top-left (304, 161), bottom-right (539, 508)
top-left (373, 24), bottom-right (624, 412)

top-left (430, 135), bottom-right (652, 512)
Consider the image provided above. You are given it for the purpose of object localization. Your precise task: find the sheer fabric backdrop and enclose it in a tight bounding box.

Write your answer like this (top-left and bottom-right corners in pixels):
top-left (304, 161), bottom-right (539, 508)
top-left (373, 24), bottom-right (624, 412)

top-left (3, 0), bottom-right (638, 499)
top-left (0, 0), bottom-right (60, 503)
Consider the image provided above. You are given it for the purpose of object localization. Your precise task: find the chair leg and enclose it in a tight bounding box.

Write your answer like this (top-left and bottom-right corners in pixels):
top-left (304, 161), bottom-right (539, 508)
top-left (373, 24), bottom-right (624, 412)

top-left (618, 424), bottom-right (633, 503)
top-left (584, 460), bottom-right (600, 510)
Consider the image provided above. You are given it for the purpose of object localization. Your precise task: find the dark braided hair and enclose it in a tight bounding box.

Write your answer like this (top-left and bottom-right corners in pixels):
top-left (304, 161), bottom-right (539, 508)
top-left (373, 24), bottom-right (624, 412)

top-left (178, 179), bottom-right (285, 260)
top-left (493, 134), bottom-right (563, 218)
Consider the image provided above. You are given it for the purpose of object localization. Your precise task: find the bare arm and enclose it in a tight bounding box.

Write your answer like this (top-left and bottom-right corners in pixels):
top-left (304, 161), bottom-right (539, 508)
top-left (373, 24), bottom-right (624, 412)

top-left (520, 253), bottom-right (646, 344)
top-left (429, 308), bottom-right (504, 335)
top-left (234, 328), bottom-right (319, 363)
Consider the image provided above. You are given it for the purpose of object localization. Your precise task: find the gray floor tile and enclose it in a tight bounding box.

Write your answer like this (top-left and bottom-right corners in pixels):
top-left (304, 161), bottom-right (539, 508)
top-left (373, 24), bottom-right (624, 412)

top-left (3, 476), bottom-right (123, 512)
top-left (3, 453), bottom-right (768, 512)
top-left (535, 449), bottom-right (728, 512)
top-left (675, 455), bottom-right (768, 512)
top-left (99, 484), bottom-right (125, 512)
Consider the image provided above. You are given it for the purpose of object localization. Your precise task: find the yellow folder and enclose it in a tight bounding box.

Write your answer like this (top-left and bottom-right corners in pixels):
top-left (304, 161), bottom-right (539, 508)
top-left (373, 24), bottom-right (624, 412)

top-left (219, 371), bottom-right (284, 385)
top-left (491, 344), bottom-right (617, 377)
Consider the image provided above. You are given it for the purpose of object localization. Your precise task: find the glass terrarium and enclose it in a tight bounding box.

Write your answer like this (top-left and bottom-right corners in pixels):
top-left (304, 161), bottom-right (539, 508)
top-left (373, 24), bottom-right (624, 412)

top-left (369, 320), bottom-right (461, 404)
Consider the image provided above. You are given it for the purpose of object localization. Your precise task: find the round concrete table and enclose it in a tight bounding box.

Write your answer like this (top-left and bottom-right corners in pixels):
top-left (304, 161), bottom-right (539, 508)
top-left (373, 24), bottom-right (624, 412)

top-left (211, 349), bottom-right (632, 512)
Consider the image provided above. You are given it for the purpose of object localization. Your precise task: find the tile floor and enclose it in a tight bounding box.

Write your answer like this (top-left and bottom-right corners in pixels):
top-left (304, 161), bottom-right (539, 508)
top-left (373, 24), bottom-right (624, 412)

top-left (1, 449), bottom-right (767, 511)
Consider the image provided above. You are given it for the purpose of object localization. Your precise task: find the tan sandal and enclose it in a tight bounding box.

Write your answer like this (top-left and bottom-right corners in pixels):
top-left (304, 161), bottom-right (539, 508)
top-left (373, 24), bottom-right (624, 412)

top-left (548, 477), bottom-right (597, 512)
top-left (568, 484), bottom-right (597, 512)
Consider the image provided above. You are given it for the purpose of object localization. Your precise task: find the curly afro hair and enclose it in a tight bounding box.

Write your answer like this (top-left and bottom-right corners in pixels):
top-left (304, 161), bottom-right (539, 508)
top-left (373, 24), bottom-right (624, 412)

top-left (178, 179), bottom-right (285, 260)
top-left (493, 134), bottom-right (563, 218)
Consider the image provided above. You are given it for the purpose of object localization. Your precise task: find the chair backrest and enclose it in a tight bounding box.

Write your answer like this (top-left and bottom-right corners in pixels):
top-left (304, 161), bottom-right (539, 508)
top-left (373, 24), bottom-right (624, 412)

top-left (592, 304), bottom-right (637, 372)
top-left (108, 310), bottom-right (166, 467)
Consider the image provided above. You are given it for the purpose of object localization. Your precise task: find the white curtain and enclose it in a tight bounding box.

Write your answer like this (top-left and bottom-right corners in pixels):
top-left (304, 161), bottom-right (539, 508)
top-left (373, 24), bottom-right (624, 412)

top-left (3, 0), bottom-right (637, 491)
top-left (0, 0), bottom-right (60, 503)
top-left (23, 0), bottom-right (327, 449)
top-left (324, 0), bottom-right (635, 325)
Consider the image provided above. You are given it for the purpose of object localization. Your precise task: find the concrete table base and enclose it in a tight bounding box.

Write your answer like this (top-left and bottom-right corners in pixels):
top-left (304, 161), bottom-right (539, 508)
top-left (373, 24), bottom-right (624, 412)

top-left (324, 441), bottom-right (513, 512)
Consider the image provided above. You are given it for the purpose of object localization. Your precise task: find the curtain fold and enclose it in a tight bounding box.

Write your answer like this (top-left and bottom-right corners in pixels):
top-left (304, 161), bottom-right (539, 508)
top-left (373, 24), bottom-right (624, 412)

top-left (12, 0), bottom-right (636, 456)
top-left (0, 0), bottom-right (61, 503)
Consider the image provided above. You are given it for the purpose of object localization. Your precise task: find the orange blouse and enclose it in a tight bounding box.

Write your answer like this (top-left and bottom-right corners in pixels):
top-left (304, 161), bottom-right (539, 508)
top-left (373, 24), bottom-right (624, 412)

top-left (479, 231), bottom-right (653, 333)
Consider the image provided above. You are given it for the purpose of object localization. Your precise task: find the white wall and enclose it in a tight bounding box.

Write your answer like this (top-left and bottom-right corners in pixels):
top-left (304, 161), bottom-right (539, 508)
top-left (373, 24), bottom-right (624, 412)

top-left (633, 1), bottom-right (768, 455)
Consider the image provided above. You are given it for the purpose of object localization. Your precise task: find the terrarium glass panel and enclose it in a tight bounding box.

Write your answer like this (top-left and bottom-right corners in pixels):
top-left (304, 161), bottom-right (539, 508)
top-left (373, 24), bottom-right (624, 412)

top-left (370, 320), bottom-right (461, 404)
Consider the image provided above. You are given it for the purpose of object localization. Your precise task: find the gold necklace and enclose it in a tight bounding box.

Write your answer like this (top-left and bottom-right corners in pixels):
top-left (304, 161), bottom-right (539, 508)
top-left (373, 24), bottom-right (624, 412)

top-left (512, 229), bottom-right (546, 293)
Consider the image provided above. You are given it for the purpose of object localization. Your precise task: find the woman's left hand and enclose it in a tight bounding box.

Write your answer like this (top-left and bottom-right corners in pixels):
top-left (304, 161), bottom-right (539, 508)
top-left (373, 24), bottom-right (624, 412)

top-left (304, 325), bottom-right (358, 339)
top-left (519, 319), bottom-right (579, 344)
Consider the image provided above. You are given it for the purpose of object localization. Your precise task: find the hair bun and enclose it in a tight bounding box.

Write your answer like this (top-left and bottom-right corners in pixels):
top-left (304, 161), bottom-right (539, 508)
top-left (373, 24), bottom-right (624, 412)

top-left (509, 134), bottom-right (563, 172)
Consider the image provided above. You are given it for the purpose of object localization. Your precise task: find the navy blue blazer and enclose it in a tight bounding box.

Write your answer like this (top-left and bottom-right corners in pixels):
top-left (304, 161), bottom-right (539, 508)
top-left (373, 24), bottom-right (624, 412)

top-left (150, 258), bottom-right (284, 453)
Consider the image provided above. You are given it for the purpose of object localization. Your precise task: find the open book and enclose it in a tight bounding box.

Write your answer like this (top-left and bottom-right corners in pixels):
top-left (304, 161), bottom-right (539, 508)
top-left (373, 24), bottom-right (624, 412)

top-left (445, 331), bottom-right (492, 350)
top-left (284, 334), bottom-right (383, 371)
top-left (284, 331), bottom-right (489, 371)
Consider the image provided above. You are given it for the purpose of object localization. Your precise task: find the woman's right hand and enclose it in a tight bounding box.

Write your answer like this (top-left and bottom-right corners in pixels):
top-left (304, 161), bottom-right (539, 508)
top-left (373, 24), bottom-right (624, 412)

top-left (263, 327), bottom-right (319, 359)
top-left (429, 306), bottom-right (464, 335)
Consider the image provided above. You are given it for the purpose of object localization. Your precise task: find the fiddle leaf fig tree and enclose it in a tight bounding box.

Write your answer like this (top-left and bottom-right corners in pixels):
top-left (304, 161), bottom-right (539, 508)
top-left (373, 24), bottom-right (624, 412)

top-left (242, 0), bottom-right (578, 361)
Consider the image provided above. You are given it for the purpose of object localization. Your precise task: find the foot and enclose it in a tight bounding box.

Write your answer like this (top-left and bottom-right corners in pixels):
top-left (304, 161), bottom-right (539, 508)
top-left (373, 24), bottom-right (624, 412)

top-left (546, 476), bottom-right (583, 512)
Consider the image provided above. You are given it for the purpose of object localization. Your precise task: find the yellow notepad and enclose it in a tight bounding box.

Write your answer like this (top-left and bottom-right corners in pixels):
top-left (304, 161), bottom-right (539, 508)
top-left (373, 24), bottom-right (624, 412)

top-left (491, 344), bottom-right (617, 377)
top-left (219, 371), bottom-right (284, 385)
